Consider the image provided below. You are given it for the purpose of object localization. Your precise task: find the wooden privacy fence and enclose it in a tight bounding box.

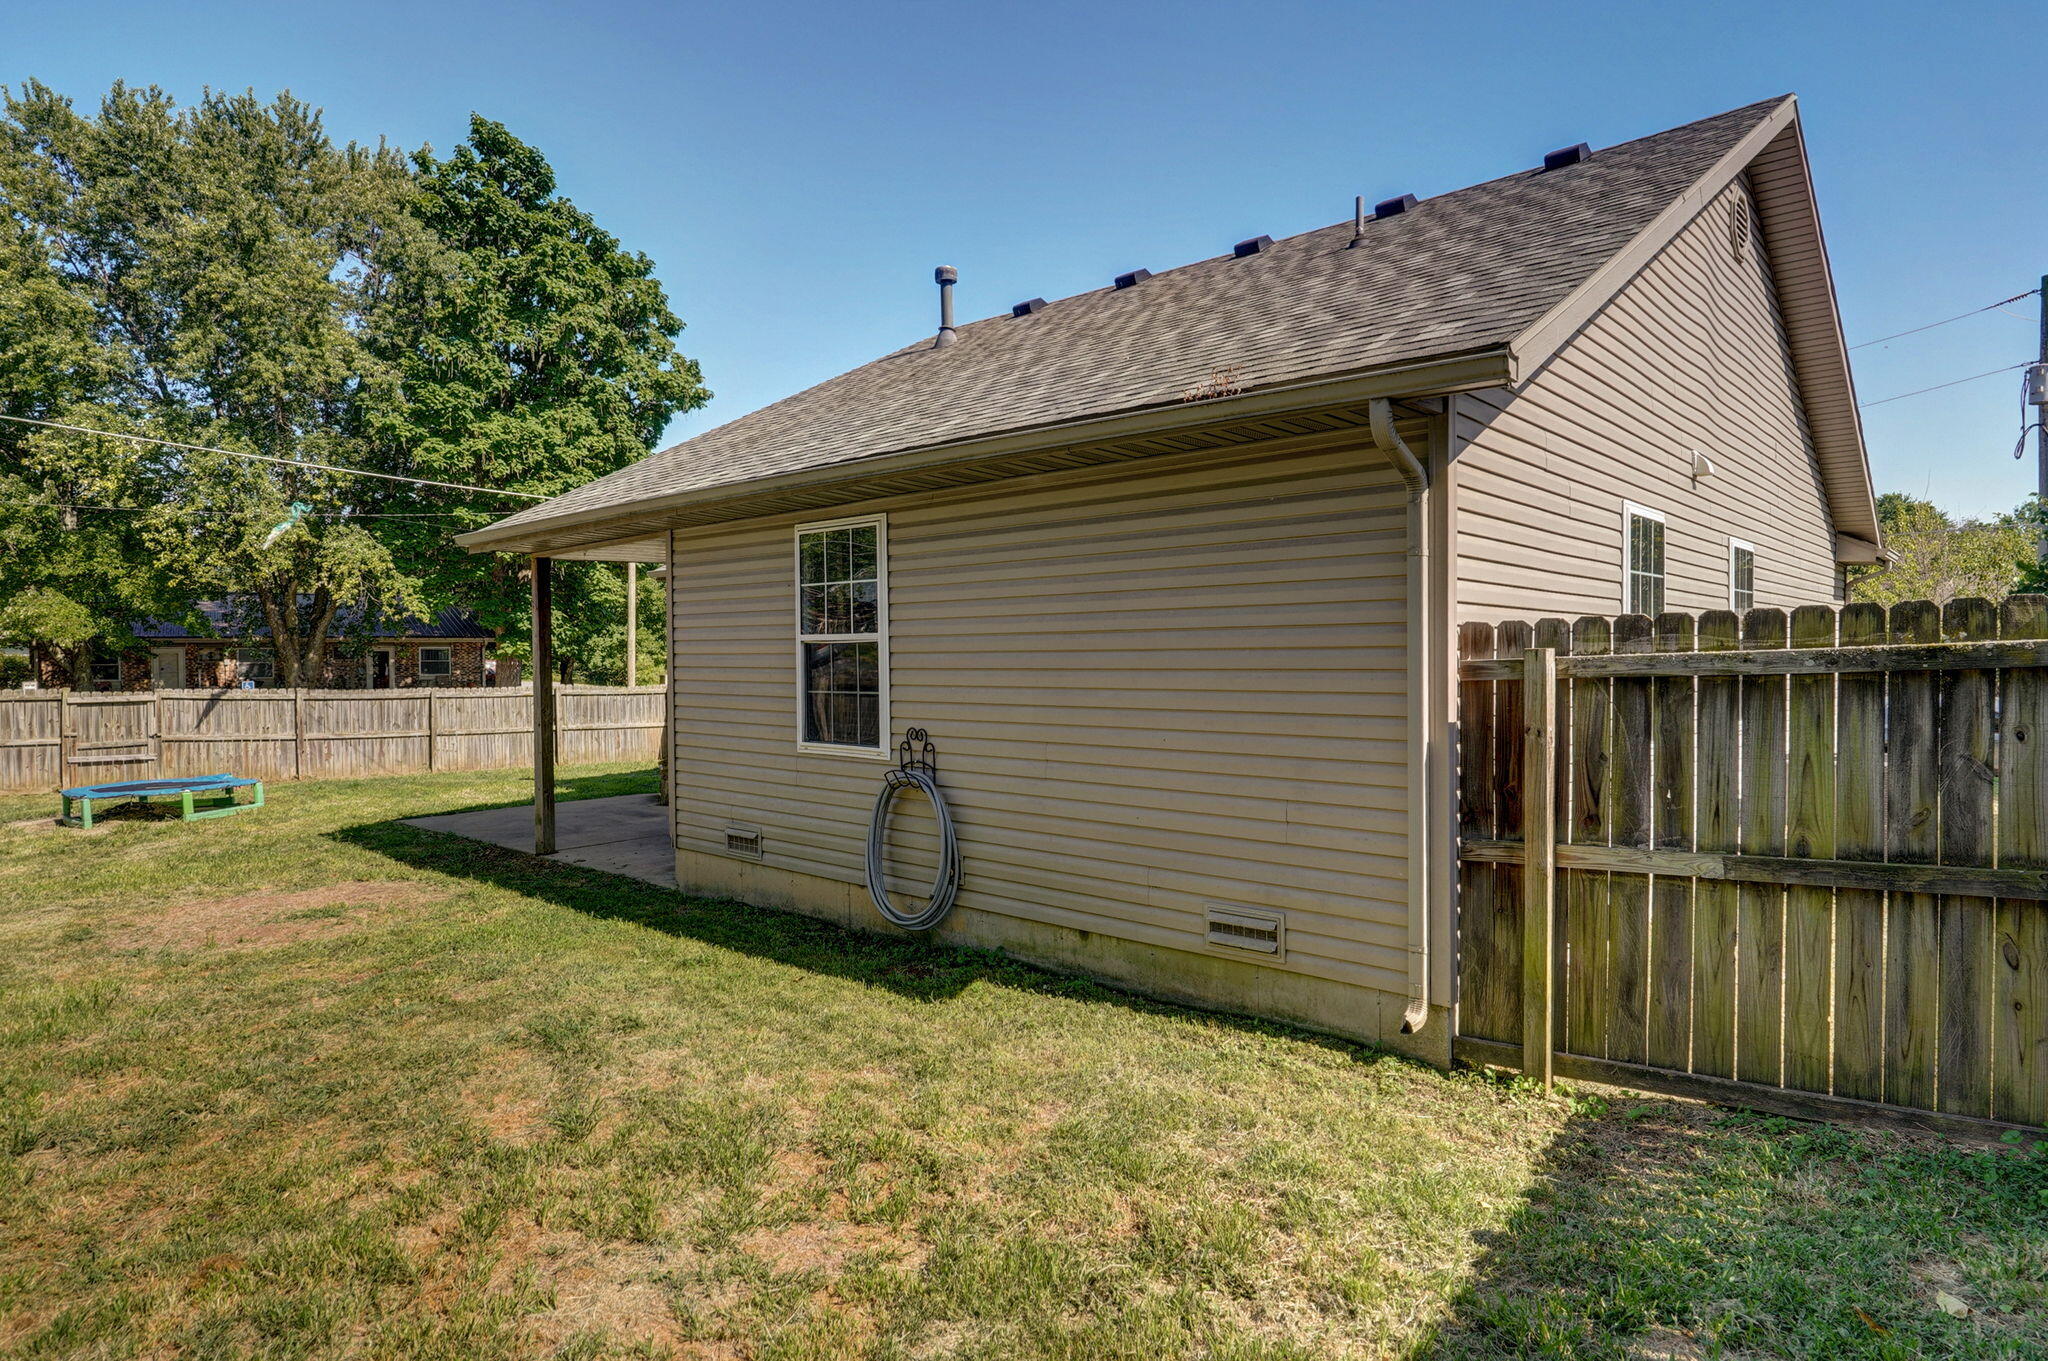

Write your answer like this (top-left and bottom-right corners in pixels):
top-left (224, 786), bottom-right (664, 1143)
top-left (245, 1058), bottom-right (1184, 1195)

top-left (1456, 596), bottom-right (2048, 1132)
top-left (0, 685), bottom-right (661, 793)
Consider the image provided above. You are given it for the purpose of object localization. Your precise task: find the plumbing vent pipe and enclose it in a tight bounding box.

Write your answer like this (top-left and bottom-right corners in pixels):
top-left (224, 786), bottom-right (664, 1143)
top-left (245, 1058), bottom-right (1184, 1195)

top-left (933, 266), bottom-right (958, 348)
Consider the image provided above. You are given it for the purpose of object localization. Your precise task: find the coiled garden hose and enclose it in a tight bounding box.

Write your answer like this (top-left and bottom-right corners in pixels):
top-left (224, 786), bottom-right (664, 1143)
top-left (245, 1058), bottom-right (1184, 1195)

top-left (865, 730), bottom-right (961, 931)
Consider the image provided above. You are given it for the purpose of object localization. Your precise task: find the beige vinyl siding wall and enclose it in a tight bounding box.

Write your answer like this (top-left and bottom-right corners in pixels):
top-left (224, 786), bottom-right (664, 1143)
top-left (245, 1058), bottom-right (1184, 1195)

top-left (1455, 177), bottom-right (1840, 620)
top-left (669, 439), bottom-right (1415, 999)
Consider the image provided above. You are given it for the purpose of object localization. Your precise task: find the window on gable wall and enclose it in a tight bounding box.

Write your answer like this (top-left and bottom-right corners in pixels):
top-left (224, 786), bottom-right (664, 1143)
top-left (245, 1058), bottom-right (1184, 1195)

top-left (1729, 540), bottom-right (1756, 612)
top-left (1624, 503), bottom-right (1666, 616)
top-left (795, 516), bottom-right (886, 752)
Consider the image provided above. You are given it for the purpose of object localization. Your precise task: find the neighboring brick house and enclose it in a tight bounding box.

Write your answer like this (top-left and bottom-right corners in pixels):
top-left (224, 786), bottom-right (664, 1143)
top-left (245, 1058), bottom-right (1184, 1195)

top-left (45, 602), bottom-right (498, 691)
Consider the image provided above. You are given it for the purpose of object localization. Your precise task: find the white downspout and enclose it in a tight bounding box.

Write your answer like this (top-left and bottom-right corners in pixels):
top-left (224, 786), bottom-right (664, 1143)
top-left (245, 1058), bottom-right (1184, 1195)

top-left (1369, 398), bottom-right (1432, 1035)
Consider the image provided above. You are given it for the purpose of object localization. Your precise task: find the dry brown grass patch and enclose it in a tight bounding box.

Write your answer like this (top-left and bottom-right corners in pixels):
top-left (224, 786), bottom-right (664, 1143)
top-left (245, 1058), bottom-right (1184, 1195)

top-left (740, 1219), bottom-right (925, 1277)
top-left (454, 1054), bottom-right (556, 1145)
top-left (109, 882), bottom-right (442, 951)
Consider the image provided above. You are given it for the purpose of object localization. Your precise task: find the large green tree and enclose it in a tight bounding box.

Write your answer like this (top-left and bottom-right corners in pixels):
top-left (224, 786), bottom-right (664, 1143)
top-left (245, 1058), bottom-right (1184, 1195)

top-left (0, 81), bottom-right (430, 684)
top-left (362, 115), bottom-right (709, 657)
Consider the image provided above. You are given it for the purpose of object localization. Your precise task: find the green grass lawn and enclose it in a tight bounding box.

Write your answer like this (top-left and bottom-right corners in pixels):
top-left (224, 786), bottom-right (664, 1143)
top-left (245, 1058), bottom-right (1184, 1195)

top-left (1, 765), bottom-right (2043, 1360)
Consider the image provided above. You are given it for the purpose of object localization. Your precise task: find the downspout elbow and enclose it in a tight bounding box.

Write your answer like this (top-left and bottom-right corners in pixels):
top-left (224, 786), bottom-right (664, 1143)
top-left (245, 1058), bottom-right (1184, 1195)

top-left (1370, 399), bottom-right (1433, 1037)
top-left (1369, 398), bottom-right (1428, 496)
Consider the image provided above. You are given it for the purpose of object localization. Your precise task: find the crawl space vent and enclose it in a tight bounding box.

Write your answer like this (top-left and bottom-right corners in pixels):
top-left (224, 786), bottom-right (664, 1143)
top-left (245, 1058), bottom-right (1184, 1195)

top-left (1206, 905), bottom-right (1285, 956)
top-left (724, 826), bottom-right (763, 860)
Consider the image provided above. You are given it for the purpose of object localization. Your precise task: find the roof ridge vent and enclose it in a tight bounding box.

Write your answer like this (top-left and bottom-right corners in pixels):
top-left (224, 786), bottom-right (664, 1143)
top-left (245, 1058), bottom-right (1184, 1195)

top-left (1011, 297), bottom-right (1047, 317)
top-left (1113, 268), bottom-right (1152, 289)
top-left (1373, 194), bottom-right (1418, 220)
top-left (1542, 143), bottom-right (1592, 171)
top-left (1232, 235), bottom-right (1274, 258)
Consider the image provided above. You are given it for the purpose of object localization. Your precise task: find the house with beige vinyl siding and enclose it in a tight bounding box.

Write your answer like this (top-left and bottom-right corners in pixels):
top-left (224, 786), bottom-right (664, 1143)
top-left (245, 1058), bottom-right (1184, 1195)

top-left (461, 94), bottom-right (1879, 1064)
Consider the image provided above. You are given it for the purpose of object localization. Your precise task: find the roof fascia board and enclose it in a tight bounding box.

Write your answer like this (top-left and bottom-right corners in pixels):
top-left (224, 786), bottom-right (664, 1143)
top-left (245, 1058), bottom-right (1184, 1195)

top-left (1507, 97), bottom-right (1798, 382)
top-left (1748, 114), bottom-right (1881, 544)
top-left (458, 347), bottom-right (1510, 554)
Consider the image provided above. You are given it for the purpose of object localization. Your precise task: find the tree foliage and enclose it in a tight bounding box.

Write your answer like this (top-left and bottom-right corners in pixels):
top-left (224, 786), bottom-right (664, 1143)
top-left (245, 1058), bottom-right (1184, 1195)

top-left (1848, 492), bottom-right (2037, 609)
top-left (0, 84), bottom-right (701, 685)
top-left (0, 81), bottom-right (426, 683)
top-left (362, 115), bottom-right (708, 650)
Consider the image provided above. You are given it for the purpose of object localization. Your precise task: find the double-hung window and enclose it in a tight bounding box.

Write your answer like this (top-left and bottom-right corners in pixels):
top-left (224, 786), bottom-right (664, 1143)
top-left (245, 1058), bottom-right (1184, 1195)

top-left (795, 516), bottom-right (887, 753)
top-left (418, 646), bottom-right (453, 679)
top-left (1623, 502), bottom-right (1666, 616)
top-left (1728, 539), bottom-right (1756, 613)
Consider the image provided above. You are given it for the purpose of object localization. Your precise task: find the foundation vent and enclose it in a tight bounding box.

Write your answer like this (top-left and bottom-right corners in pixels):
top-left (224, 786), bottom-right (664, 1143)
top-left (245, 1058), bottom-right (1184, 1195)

top-left (724, 825), bottom-right (764, 860)
top-left (1205, 905), bottom-right (1284, 957)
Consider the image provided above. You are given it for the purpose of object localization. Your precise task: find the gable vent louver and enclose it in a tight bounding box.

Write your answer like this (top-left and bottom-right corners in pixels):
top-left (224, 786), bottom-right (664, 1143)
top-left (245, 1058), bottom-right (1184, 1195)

top-left (724, 826), bottom-right (763, 860)
top-left (1206, 905), bottom-right (1285, 957)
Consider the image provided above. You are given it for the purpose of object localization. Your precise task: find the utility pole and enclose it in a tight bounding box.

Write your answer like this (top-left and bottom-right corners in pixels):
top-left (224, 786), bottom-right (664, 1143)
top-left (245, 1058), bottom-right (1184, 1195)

top-left (2038, 275), bottom-right (2048, 562)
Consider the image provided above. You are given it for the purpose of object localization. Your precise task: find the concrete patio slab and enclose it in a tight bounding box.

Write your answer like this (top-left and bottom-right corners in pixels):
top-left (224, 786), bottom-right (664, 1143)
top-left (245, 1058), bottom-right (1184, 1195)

top-left (404, 793), bottom-right (675, 888)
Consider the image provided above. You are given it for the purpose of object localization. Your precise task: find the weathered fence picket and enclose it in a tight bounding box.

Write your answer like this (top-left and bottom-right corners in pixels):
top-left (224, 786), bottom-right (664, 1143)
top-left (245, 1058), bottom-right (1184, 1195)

top-left (1456, 595), bottom-right (2048, 1133)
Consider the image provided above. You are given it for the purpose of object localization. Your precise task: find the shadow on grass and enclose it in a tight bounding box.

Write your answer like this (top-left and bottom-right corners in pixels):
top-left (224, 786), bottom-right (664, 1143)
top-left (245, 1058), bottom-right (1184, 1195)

top-left (329, 810), bottom-right (1409, 1065)
top-left (1420, 1093), bottom-right (2048, 1359)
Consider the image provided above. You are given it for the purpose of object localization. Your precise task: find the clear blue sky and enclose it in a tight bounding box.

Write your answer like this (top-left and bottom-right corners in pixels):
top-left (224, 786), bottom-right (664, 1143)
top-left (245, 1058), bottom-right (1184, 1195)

top-left (8, 0), bottom-right (2042, 517)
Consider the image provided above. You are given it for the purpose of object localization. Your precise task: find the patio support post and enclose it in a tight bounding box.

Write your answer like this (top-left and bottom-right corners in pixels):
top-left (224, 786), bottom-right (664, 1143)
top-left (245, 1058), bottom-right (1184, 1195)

top-left (625, 561), bottom-right (638, 687)
top-left (532, 555), bottom-right (557, 855)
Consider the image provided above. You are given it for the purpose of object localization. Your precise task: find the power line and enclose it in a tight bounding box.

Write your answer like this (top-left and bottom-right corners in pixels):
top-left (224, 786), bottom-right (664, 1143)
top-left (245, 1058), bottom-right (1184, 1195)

top-left (0, 413), bottom-right (548, 501)
top-left (0, 500), bottom-right (479, 518)
top-left (1848, 289), bottom-right (2041, 351)
top-left (1857, 361), bottom-right (2031, 410)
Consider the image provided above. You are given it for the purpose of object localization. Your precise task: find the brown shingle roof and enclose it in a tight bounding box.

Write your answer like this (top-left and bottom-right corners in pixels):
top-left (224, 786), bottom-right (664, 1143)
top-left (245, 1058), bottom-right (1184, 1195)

top-left (479, 96), bottom-right (1794, 541)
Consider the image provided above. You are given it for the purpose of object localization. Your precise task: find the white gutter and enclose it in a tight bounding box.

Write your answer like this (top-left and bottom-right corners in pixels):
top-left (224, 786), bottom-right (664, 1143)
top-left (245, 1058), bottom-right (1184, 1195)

top-left (1369, 398), bottom-right (1432, 1035)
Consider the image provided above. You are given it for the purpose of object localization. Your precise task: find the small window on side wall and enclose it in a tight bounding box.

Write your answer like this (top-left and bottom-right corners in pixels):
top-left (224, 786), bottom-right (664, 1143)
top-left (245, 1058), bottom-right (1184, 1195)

top-left (1729, 540), bottom-right (1756, 613)
top-left (418, 646), bottom-right (453, 679)
top-left (794, 516), bottom-right (886, 753)
top-left (1623, 503), bottom-right (1666, 616)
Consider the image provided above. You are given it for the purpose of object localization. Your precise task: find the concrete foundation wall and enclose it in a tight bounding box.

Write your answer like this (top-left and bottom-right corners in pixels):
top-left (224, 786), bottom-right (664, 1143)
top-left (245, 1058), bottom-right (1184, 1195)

top-left (676, 846), bottom-right (1450, 1065)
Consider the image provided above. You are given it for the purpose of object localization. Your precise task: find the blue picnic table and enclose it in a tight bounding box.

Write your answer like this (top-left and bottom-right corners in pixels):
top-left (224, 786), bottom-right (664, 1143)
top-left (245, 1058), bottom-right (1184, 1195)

top-left (59, 774), bottom-right (265, 829)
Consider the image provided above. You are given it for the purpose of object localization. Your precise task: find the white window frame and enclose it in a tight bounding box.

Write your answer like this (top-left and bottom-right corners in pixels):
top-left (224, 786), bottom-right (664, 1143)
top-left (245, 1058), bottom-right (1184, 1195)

top-left (417, 645), bottom-right (454, 679)
top-left (1728, 538), bottom-right (1757, 612)
top-left (1621, 501), bottom-right (1667, 616)
top-left (792, 513), bottom-right (890, 758)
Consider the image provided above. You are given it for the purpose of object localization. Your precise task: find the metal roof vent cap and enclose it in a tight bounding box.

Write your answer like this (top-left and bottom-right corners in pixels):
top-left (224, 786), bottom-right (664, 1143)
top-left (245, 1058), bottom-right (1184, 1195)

top-left (1012, 297), bottom-right (1047, 317)
top-left (1373, 194), bottom-right (1418, 220)
top-left (1113, 268), bottom-right (1152, 289)
top-left (932, 265), bottom-right (958, 348)
top-left (1543, 143), bottom-right (1592, 171)
top-left (1233, 235), bottom-right (1274, 258)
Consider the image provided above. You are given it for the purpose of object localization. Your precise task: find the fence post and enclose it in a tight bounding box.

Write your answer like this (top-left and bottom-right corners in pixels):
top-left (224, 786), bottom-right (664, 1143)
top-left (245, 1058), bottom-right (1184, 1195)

top-left (292, 688), bottom-right (305, 781)
top-left (1521, 647), bottom-right (1558, 1088)
top-left (57, 689), bottom-right (76, 787)
top-left (426, 687), bottom-right (439, 773)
